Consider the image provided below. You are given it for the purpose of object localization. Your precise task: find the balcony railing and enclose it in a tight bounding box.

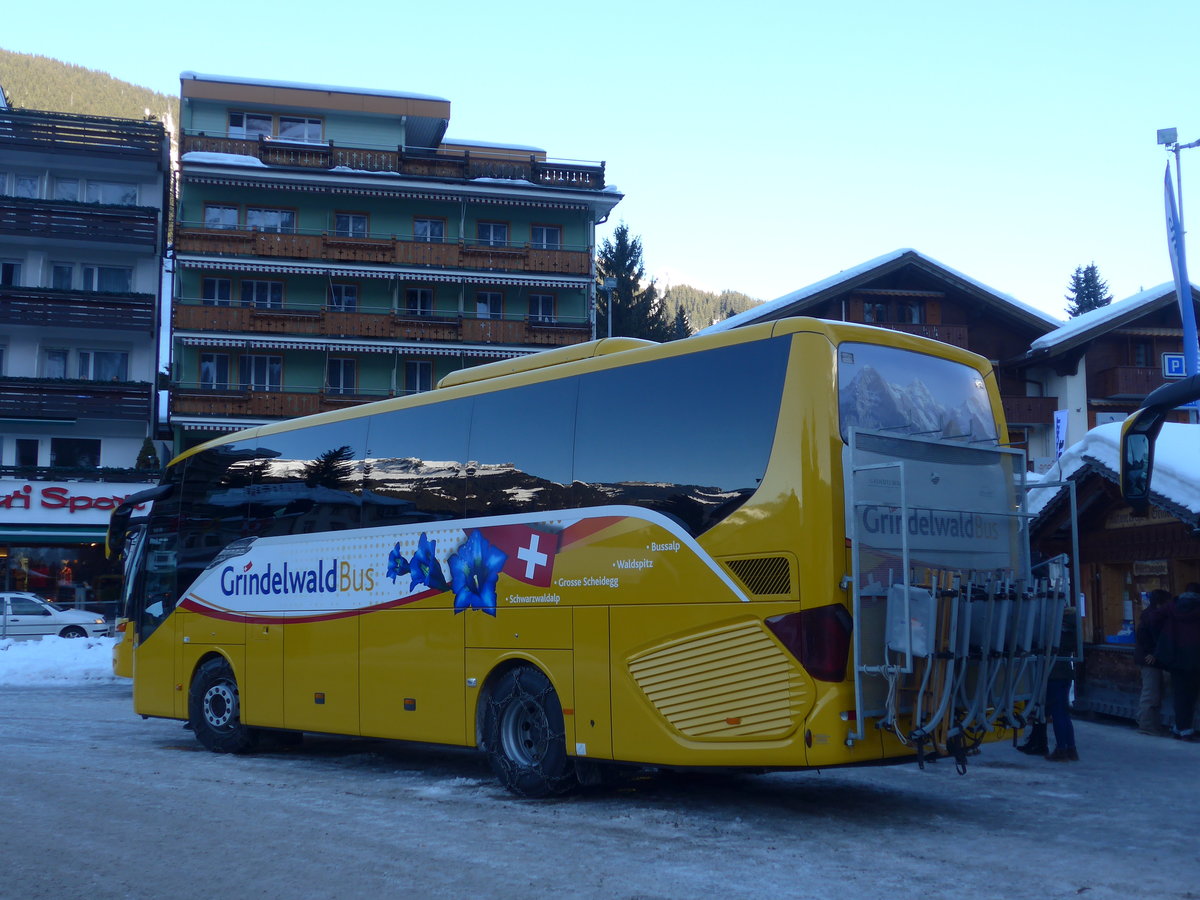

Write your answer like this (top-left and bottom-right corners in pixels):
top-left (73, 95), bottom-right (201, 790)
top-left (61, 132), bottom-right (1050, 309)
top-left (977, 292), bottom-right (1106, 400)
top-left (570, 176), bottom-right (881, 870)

top-left (0, 378), bottom-right (153, 421)
top-left (0, 285), bottom-right (156, 332)
top-left (173, 301), bottom-right (591, 346)
top-left (0, 107), bottom-right (167, 161)
top-left (0, 465), bottom-right (161, 484)
top-left (174, 224), bottom-right (591, 276)
top-left (172, 386), bottom-right (392, 420)
top-left (1091, 366), bottom-right (1169, 400)
top-left (181, 133), bottom-right (606, 189)
top-left (1001, 394), bottom-right (1060, 425)
top-left (871, 322), bottom-right (970, 350)
top-left (0, 197), bottom-right (160, 246)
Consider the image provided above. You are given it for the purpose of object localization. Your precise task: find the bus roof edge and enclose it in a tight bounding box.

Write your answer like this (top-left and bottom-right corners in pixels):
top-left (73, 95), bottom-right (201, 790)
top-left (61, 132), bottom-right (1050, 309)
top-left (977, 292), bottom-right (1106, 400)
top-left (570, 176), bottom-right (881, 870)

top-left (436, 337), bottom-right (657, 389)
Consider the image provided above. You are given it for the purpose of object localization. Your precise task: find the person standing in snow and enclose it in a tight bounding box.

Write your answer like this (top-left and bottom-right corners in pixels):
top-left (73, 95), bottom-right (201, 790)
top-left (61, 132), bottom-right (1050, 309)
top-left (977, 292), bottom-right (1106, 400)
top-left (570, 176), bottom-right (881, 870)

top-left (1163, 583), bottom-right (1200, 741)
top-left (1136, 589), bottom-right (1173, 735)
top-left (1044, 605), bottom-right (1080, 762)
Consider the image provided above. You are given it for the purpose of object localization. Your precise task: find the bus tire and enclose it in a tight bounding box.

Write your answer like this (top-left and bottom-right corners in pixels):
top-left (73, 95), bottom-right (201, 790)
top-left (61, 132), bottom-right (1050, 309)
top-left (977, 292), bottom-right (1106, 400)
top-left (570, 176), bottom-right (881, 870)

top-left (483, 666), bottom-right (575, 797)
top-left (188, 657), bottom-right (259, 754)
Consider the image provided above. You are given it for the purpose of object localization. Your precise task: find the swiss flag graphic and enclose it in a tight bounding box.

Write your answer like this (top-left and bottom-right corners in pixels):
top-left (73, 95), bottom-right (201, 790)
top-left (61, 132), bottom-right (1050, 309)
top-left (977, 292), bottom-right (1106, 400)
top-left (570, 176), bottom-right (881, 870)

top-left (480, 525), bottom-right (560, 588)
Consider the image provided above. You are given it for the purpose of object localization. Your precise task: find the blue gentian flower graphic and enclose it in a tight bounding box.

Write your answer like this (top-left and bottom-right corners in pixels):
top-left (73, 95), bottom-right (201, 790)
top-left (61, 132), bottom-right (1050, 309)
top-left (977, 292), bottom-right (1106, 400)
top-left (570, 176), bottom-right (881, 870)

top-left (386, 542), bottom-right (410, 584)
top-left (449, 529), bottom-right (507, 616)
top-left (408, 532), bottom-right (449, 592)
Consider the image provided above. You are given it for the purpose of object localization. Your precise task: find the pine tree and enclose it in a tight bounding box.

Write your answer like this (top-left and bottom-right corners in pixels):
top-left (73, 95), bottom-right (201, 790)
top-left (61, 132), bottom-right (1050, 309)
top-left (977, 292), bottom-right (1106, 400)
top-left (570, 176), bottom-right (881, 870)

top-left (596, 224), bottom-right (672, 342)
top-left (135, 438), bottom-right (160, 470)
top-left (670, 305), bottom-right (692, 340)
top-left (1065, 263), bottom-right (1113, 317)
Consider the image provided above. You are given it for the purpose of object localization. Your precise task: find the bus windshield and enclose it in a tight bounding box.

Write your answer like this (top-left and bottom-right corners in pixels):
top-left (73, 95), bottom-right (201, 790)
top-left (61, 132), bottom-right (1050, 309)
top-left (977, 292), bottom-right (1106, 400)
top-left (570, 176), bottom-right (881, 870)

top-left (837, 342), bottom-right (997, 443)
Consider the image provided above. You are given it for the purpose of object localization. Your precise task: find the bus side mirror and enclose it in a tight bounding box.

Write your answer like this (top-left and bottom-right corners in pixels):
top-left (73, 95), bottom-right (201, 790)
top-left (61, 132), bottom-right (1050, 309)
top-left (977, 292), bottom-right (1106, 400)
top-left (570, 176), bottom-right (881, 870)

top-left (1120, 431), bottom-right (1152, 516)
top-left (106, 483), bottom-right (174, 558)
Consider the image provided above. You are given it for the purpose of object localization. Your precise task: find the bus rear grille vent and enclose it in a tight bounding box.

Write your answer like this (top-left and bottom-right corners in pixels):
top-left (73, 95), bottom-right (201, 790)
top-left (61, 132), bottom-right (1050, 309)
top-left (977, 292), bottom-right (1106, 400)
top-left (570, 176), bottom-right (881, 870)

top-left (724, 556), bottom-right (791, 596)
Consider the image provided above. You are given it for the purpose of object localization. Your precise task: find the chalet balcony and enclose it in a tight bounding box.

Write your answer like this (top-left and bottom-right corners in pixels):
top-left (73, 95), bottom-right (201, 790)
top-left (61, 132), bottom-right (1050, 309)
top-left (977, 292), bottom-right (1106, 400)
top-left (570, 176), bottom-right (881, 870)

top-left (173, 300), bottom-right (591, 347)
top-left (0, 377), bottom-right (153, 422)
top-left (171, 386), bottom-right (393, 421)
top-left (0, 197), bottom-right (160, 246)
top-left (1091, 366), bottom-right (1169, 400)
top-left (0, 107), bottom-right (167, 161)
top-left (181, 132), bottom-right (606, 189)
top-left (1002, 394), bottom-right (1060, 426)
top-left (0, 285), bottom-right (155, 332)
top-left (174, 224), bottom-right (591, 277)
top-left (872, 322), bottom-right (970, 350)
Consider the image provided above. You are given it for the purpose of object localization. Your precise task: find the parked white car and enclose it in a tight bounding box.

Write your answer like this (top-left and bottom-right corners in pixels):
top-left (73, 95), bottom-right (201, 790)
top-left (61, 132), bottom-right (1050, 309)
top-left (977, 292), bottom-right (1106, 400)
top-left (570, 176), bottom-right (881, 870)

top-left (0, 592), bottom-right (110, 640)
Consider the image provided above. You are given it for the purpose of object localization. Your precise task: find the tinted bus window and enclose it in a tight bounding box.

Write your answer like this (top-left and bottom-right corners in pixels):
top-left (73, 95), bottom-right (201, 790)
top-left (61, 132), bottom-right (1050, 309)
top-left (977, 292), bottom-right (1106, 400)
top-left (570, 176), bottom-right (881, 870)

top-left (466, 378), bottom-right (578, 517)
top-left (363, 398), bottom-right (472, 526)
top-left (573, 338), bottom-right (789, 534)
top-left (248, 419), bottom-right (369, 538)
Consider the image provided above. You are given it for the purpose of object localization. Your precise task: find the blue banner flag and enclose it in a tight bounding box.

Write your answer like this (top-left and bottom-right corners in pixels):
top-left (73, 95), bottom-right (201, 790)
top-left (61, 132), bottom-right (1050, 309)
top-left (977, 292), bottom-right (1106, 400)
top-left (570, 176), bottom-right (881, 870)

top-left (1165, 163), bottom-right (1200, 377)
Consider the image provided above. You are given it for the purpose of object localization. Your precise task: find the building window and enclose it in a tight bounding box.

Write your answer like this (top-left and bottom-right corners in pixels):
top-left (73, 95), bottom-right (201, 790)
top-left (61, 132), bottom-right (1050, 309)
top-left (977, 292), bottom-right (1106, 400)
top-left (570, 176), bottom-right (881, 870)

top-left (529, 294), bottom-right (555, 324)
top-left (228, 112), bottom-right (273, 140)
top-left (240, 355), bottom-right (282, 392)
top-left (477, 221), bottom-right (508, 247)
top-left (327, 358), bottom-right (357, 394)
top-left (200, 353), bottom-right (230, 390)
top-left (78, 350), bottom-right (129, 381)
top-left (51, 437), bottom-right (101, 468)
top-left (202, 277), bottom-right (232, 306)
top-left (14, 174), bottom-right (40, 199)
top-left (85, 181), bottom-right (137, 205)
top-left (42, 348), bottom-right (69, 379)
top-left (52, 178), bottom-right (79, 201)
top-left (405, 360), bottom-right (433, 394)
top-left (328, 283), bottom-right (358, 312)
top-left (414, 218), bottom-right (445, 242)
top-left (404, 287), bottom-right (433, 317)
top-left (1133, 341), bottom-right (1151, 367)
top-left (0, 261), bottom-right (20, 286)
top-left (278, 116), bottom-right (323, 143)
top-left (16, 438), bottom-right (38, 467)
top-left (333, 213), bottom-right (368, 238)
top-left (204, 205), bottom-right (239, 230)
top-left (246, 208), bottom-right (296, 233)
top-left (240, 280), bottom-right (283, 309)
top-left (51, 264), bottom-right (74, 290)
top-left (896, 301), bottom-right (923, 324)
top-left (863, 302), bottom-right (888, 324)
top-left (475, 291), bottom-right (502, 320)
top-left (82, 266), bottom-right (132, 293)
top-left (531, 225), bottom-right (561, 250)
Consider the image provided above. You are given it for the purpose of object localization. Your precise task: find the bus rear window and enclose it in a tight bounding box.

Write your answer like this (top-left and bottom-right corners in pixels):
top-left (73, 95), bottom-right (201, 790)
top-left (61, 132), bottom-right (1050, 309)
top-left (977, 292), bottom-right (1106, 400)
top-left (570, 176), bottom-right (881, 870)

top-left (837, 342), bottom-right (996, 443)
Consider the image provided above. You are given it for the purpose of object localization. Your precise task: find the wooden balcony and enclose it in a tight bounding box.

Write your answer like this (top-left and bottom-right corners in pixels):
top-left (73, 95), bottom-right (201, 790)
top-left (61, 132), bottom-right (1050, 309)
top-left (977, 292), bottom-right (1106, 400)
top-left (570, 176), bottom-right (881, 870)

top-left (0, 198), bottom-right (160, 246)
top-left (0, 378), bottom-right (153, 422)
top-left (172, 388), bottom-right (388, 420)
top-left (0, 107), bottom-right (167, 162)
top-left (0, 286), bottom-right (155, 332)
top-left (1091, 366), bottom-right (1168, 400)
top-left (173, 302), bottom-right (591, 346)
top-left (1001, 394), bottom-right (1060, 425)
top-left (181, 133), bottom-right (606, 189)
top-left (174, 226), bottom-right (591, 276)
top-left (873, 322), bottom-right (970, 350)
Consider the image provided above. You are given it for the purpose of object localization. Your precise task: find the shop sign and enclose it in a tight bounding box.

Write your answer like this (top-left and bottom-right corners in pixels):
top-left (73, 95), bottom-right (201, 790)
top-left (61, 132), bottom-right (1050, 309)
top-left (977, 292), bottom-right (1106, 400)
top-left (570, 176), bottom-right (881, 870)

top-left (0, 479), bottom-right (158, 527)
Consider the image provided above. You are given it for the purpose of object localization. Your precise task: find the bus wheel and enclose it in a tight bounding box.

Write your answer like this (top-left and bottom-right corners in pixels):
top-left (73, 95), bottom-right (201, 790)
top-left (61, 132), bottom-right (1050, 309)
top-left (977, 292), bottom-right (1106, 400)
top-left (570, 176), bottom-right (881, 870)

top-left (483, 666), bottom-right (574, 797)
top-left (188, 657), bottom-right (259, 754)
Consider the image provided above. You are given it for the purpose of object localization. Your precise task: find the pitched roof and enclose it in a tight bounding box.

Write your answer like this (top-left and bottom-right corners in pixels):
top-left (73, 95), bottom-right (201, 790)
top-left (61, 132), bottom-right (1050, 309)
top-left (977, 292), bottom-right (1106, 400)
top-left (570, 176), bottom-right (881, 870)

top-left (1027, 282), bottom-right (1199, 358)
top-left (697, 248), bottom-right (1062, 336)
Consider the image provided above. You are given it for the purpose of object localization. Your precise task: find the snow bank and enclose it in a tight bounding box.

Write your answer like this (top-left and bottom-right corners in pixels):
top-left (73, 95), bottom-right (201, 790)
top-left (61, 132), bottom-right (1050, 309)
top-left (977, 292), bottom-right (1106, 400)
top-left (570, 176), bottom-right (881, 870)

top-left (0, 637), bottom-right (120, 687)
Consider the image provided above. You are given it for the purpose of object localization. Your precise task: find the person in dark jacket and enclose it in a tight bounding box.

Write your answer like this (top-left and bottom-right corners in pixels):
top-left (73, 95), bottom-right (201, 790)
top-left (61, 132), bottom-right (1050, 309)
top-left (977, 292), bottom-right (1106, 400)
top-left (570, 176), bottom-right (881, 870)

top-left (1044, 606), bottom-right (1080, 761)
top-left (1137, 589), bottom-right (1173, 734)
top-left (1165, 583), bottom-right (1200, 741)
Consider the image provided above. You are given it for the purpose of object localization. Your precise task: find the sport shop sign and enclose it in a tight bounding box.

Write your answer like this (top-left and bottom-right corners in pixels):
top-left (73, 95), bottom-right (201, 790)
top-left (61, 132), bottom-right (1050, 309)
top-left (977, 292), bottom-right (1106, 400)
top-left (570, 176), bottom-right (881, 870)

top-left (0, 480), bottom-right (158, 527)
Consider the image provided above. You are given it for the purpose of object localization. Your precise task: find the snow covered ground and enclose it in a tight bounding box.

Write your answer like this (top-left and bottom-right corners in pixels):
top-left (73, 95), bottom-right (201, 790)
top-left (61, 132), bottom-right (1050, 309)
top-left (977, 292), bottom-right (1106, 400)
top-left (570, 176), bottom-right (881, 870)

top-left (2, 639), bottom-right (1198, 900)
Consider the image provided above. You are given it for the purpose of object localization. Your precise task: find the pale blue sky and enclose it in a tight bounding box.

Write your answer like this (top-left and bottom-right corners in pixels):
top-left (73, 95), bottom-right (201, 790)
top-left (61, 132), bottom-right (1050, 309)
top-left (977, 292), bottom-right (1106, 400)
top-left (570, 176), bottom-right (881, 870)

top-left (4, 0), bottom-right (1198, 318)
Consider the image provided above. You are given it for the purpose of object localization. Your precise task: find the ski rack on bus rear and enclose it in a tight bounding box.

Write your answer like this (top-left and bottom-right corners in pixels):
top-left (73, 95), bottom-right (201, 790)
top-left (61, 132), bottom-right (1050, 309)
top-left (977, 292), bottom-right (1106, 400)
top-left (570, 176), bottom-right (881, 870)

top-left (844, 428), bottom-right (1069, 771)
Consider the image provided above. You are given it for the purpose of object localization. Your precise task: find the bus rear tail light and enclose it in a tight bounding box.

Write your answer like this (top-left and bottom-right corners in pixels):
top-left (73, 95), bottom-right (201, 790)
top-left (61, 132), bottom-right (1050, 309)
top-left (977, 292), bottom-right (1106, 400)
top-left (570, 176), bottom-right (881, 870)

top-left (765, 605), bottom-right (853, 683)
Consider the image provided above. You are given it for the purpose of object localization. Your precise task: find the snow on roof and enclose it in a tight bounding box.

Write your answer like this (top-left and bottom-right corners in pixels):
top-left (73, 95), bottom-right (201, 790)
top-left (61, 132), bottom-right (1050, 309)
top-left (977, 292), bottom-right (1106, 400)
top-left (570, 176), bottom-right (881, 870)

top-left (698, 248), bottom-right (1062, 335)
top-left (180, 72), bottom-right (449, 104)
top-left (1029, 282), bottom-right (1181, 353)
top-left (1027, 421), bottom-right (1200, 521)
top-left (443, 138), bottom-right (546, 154)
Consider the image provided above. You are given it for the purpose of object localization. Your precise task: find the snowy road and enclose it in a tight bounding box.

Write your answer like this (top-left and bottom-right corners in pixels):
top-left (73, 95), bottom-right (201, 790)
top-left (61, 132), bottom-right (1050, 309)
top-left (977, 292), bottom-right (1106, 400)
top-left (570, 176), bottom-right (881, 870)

top-left (2, 680), bottom-right (1197, 900)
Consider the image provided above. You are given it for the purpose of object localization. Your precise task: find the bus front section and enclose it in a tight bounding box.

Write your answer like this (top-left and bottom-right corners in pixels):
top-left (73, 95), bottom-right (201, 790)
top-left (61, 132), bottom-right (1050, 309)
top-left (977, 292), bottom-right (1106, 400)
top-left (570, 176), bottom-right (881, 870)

top-left (838, 341), bottom-right (1062, 769)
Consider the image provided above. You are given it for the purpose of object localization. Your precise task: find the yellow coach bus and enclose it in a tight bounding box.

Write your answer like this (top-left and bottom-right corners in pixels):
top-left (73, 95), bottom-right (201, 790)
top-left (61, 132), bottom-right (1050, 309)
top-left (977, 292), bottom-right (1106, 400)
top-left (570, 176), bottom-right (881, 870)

top-left (108, 318), bottom-right (1062, 795)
